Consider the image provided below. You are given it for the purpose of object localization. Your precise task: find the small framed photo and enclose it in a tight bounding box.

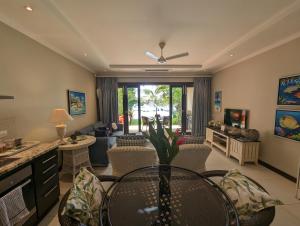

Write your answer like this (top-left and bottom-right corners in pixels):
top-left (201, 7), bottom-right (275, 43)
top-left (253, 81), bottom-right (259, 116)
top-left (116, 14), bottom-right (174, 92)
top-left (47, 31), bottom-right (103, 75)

top-left (214, 91), bottom-right (222, 112)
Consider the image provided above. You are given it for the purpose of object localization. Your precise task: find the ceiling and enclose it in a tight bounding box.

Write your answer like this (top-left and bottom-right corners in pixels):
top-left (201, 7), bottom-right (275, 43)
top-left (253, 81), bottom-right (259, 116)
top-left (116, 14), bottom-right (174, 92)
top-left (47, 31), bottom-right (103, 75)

top-left (1, 0), bottom-right (300, 77)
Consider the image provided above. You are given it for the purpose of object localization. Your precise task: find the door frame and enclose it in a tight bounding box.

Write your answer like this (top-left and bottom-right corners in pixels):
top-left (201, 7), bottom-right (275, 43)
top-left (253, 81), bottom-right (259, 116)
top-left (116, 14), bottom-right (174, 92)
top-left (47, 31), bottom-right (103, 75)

top-left (123, 85), bottom-right (141, 134)
top-left (119, 82), bottom-right (193, 134)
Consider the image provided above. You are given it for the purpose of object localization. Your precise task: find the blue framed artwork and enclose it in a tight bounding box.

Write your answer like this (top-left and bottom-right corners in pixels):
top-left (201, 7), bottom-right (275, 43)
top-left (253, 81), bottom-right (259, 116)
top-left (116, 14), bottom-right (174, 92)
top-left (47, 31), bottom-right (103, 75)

top-left (274, 109), bottom-right (300, 142)
top-left (214, 91), bottom-right (222, 112)
top-left (68, 90), bottom-right (86, 115)
top-left (277, 75), bottom-right (300, 105)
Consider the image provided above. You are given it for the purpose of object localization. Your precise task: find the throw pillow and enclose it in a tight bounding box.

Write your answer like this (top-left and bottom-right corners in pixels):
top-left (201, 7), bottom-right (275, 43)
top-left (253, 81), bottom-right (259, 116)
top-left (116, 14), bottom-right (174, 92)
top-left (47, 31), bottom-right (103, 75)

top-left (181, 135), bottom-right (204, 144)
top-left (116, 135), bottom-right (146, 146)
top-left (111, 122), bottom-right (118, 131)
top-left (219, 169), bottom-right (282, 220)
top-left (62, 168), bottom-right (104, 226)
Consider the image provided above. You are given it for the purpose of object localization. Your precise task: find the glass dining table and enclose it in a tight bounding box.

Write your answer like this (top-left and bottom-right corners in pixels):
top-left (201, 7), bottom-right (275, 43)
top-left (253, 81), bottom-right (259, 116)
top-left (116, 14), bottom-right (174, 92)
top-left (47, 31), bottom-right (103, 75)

top-left (100, 165), bottom-right (239, 226)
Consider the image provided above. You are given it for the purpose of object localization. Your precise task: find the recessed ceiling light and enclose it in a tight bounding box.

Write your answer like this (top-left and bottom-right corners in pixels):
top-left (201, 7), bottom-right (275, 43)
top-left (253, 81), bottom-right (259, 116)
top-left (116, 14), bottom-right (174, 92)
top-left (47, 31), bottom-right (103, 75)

top-left (25, 6), bottom-right (33, 11)
top-left (229, 54), bottom-right (234, 57)
top-left (84, 53), bottom-right (88, 57)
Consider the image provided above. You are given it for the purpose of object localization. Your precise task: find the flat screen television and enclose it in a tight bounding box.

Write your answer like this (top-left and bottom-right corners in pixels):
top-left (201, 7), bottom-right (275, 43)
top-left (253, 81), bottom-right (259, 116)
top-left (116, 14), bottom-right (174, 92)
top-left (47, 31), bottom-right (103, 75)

top-left (224, 109), bottom-right (248, 129)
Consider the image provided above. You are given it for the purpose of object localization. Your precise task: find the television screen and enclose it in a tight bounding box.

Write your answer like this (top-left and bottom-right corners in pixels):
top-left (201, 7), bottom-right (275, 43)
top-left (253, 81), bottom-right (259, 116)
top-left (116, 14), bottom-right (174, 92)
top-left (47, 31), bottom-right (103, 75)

top-left (224, 109), bottom-right (248, 128)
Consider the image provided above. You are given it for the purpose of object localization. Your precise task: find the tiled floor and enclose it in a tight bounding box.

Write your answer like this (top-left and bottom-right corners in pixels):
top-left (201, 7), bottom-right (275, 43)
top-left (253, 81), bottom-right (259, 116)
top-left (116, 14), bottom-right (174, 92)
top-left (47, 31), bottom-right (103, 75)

top-left (38, 147), bottom-right (300, 225)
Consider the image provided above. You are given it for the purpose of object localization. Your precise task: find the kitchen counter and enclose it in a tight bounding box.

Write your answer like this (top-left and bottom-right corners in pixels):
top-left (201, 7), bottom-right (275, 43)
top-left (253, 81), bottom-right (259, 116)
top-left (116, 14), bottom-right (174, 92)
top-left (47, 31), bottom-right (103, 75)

top-left (0, 141), bottom-right (59, 176)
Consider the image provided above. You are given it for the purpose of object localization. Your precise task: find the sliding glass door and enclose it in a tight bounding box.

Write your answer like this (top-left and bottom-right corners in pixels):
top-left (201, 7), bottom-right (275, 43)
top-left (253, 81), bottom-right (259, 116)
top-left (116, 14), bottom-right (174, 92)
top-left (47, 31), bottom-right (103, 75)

top-left (170, 86), bottom-right (183, 132)
top-left (119, 83), bottom-right (193, 134)
top-left (186, 87), bottom-right (194, 133)
top-left (140, 85), bottom-right (170, 132)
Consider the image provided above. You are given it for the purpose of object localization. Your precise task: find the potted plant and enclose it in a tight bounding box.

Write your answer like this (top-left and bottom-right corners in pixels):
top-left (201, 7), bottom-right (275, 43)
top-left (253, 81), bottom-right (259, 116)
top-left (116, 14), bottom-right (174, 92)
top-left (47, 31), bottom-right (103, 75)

top-left (147, 116), bottom-right (185, 224)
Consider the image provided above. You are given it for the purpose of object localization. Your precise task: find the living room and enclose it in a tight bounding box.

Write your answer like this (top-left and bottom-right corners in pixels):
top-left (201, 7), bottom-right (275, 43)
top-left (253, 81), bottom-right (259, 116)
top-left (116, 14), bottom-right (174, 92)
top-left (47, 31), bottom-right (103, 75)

top-left (1, 1), bottom-right (300, 226)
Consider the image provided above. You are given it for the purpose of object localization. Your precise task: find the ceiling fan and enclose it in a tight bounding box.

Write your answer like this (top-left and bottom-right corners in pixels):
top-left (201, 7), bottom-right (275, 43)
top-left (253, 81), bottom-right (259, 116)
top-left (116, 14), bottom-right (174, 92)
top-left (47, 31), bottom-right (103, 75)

top-left (145, 42), bottom-right (189, 64)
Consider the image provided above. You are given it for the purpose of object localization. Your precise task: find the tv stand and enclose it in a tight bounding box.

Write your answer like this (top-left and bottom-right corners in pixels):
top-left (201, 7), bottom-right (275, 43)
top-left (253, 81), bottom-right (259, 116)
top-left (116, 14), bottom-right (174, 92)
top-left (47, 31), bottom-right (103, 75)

top-left (206, 127), bottom-right (259, 165)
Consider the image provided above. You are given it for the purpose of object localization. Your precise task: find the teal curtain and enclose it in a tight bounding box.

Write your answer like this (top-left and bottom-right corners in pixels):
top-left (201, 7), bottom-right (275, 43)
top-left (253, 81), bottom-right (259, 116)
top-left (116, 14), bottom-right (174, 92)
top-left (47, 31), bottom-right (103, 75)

top-left (192, 77), bottom-right (211, 136)
top-left (96, 77), bottom-right (118, 124)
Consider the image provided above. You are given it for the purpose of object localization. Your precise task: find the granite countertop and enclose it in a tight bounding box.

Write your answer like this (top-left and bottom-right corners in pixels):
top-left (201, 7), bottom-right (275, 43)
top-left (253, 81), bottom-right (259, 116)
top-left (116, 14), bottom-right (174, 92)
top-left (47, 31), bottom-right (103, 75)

top-left (0, 141), bottom-right (59, 176)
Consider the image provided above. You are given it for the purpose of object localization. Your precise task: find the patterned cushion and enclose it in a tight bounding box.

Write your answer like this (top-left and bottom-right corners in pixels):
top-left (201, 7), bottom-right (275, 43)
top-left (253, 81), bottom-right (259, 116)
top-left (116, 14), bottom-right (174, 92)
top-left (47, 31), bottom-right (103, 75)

top-left (219, 169), bottom-right (282, 220)
top-left (62, 168), bottom-right (104, 226)
top-left (117, 135), bottom-right (146, 147)
top-left (110, 146), bottom-right (155, 152)
top-left (181, 135), bottom-right (204, 144)
top-left (111, 122), bottom-right (118, 130)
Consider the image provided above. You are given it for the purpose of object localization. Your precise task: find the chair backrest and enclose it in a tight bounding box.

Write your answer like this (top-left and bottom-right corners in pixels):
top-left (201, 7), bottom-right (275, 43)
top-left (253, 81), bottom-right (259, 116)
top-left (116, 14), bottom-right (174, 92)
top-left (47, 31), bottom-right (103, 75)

top-left (58, 190), bottom-right (81, 226)
top-left (142, 116), bottom-right (149, 125)
top-left (201, 170), bottom-right (275, 226)
top-left (107, 146), bottom-right (158, 176)
top-left (171, 144), bottom-right (212, 173)
top-left (162, 116), bottom-right (170, 126)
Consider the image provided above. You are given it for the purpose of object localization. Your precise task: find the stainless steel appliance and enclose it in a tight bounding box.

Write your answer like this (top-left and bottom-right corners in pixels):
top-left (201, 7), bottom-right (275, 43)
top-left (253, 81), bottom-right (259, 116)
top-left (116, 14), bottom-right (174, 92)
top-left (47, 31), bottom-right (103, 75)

top-left (0, 165), bottom-right (37, 225)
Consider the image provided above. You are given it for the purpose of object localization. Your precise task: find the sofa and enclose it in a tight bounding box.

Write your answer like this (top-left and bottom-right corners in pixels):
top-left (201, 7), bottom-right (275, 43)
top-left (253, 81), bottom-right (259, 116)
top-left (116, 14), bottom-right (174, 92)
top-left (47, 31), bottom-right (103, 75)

top-left (78, 121), bottom-right (124, 167)
top-left (107, 138), bottom-right (212, 176)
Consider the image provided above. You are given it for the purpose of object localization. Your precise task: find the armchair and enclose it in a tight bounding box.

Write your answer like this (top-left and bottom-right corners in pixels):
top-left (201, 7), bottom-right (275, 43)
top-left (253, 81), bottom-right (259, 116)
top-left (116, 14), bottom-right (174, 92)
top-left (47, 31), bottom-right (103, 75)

top-left (171, 144), bottom-right (212, 173)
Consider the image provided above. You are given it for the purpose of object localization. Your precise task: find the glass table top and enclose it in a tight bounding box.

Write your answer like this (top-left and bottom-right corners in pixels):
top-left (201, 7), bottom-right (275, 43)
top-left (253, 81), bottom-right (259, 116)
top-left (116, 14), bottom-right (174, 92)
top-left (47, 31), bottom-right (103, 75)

top-left (103, 166), bottom-right (238, 226)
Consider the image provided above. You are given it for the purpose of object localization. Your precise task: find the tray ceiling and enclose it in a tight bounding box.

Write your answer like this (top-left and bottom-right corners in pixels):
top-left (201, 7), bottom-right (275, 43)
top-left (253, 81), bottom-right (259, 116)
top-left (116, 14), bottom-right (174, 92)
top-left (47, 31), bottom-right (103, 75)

top-left (0, 0), bottom-right (300, 76)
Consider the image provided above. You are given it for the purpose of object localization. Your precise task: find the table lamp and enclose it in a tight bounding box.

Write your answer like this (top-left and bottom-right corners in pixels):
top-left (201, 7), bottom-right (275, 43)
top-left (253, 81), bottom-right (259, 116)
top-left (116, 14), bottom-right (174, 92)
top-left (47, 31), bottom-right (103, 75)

top-left (49, 108), bottom-right (73, 144)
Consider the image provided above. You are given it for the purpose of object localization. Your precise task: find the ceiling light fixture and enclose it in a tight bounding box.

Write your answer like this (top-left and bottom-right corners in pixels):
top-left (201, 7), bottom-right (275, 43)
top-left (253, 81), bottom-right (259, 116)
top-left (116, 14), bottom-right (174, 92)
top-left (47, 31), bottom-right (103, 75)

top-left (229, 54), bottom-right (234, 57)
top-left (84, 53), bottom-right (88, 57)
top-left (25, 5), bottom-right (33, 11)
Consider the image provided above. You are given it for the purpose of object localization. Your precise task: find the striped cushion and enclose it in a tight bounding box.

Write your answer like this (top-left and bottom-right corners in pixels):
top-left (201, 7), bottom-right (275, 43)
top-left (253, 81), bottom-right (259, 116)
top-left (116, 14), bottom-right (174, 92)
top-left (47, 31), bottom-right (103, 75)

top-left (117, 135), bottom-right (146, 147)
top-left (181, 136), bottom-right (204, 144)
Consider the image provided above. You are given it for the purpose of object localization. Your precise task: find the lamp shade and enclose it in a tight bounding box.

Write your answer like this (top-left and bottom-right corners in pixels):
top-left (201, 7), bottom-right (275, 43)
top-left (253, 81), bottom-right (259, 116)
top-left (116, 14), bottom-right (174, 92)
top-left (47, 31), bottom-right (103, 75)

top-left (49, 108), bottom-right (73, 124)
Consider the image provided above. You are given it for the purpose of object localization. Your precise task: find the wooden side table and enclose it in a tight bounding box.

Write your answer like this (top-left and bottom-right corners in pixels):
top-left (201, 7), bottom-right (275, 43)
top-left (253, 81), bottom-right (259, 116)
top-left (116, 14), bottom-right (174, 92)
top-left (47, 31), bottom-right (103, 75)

top-left (59, 135), bottom-right (96, 180)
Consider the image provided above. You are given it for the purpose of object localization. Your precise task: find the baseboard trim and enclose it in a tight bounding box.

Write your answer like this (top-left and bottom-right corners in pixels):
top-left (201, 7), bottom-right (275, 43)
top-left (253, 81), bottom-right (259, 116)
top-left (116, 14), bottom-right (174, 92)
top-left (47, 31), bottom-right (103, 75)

top-left (258, 160), bottom-right (296, 183)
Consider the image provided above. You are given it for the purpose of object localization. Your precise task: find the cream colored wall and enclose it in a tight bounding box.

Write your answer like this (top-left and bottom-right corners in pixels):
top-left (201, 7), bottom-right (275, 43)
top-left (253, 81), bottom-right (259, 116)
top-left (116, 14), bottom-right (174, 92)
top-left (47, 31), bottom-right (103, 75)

top-left (0, 22), bottom-right (97, 142)
top-left (212, 37), bottom-right (300, 177)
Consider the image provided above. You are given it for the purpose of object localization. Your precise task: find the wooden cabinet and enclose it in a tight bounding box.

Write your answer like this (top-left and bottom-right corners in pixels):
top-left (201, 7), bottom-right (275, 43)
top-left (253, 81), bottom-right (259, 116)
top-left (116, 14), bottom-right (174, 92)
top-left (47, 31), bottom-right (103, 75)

top-left (206, 127), bottom-right (214, 143)
top-left (206, 127), bottom-right (230, 156)
top-left (32, 148), bottom-right (60, 218)
top-left (206, 127), bottom-right (260, 165)
top-left (229, 138), bottom-right (259, 165)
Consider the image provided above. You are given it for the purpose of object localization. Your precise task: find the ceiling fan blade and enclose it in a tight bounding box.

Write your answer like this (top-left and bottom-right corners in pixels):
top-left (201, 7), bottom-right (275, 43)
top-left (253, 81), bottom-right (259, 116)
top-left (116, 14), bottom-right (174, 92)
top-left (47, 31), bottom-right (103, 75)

top-left (145, 51), bottom-right (159, 60)
top-left (165, 52), bottom-right (189, 60)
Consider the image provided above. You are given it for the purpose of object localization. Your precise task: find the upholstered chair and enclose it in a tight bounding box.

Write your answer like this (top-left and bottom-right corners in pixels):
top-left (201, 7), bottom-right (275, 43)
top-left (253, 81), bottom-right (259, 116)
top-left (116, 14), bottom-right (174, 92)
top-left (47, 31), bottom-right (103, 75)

top-left (171, 144), bottom-right (212, 173)
top-left (107, 146), bottom-right (159, 176)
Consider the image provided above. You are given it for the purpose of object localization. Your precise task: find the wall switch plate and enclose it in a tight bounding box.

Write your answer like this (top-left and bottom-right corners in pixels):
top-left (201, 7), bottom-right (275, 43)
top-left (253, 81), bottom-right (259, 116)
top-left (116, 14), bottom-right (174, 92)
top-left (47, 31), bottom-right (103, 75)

top-left (0, 130), bottom-right (8, 139)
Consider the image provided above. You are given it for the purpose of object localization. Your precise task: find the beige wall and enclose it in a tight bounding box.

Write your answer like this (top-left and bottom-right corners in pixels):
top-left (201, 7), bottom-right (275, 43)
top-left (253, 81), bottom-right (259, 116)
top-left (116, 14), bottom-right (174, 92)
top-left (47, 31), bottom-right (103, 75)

top-left (0, 22), bottom-right (97, 142)
top-left (212, 37), bottom-right (300, 177)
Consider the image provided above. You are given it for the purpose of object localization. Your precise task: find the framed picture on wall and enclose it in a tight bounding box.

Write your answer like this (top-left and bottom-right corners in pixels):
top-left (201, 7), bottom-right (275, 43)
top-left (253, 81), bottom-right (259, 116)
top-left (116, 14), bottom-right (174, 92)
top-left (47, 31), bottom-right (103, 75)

top-left (68, 90), bottom-right (86, 115)
top-left (274, 109), bottom-right (300, 142)
top-left (277, 74), bottom-right (300, 105)
top-left (214, 91), bottom-right (222, 112)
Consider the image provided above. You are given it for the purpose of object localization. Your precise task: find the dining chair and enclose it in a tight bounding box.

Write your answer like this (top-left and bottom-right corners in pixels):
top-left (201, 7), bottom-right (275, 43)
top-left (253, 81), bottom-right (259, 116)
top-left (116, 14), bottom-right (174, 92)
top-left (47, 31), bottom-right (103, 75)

top-left (201, 170), bottom-right (275, 226)
top-left (141, 116), bottom-right (149, 131)
top-left (162, 116), bottom-right (170, 128)
top-left (58, 175), bottom-right (118, 226)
